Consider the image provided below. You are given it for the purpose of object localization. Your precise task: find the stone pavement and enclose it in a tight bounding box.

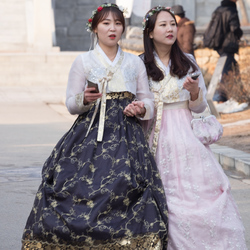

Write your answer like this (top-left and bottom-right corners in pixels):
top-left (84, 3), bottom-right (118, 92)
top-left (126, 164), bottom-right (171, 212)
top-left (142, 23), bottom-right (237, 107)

top-left (0, 86), bottom-right (249, 249)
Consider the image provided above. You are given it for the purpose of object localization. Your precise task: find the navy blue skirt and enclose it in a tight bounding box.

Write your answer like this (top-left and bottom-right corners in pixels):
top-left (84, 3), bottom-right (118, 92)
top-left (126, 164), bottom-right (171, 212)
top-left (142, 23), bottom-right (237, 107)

top-left (22, 92), bottom-right (168, 249)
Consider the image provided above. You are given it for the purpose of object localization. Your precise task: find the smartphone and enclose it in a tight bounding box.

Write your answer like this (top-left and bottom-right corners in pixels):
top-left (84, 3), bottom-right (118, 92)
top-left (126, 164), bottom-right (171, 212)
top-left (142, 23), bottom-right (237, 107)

top-left (190, 72), bottom-right (200, 80)
top-left (87, 80), bottom-right (99, 93)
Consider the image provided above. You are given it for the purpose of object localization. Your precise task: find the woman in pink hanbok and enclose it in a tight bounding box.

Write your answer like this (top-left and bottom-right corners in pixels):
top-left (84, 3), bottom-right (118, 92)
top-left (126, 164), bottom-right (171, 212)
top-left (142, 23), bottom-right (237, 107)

top-left (140, 6), bottom-right (247, 249)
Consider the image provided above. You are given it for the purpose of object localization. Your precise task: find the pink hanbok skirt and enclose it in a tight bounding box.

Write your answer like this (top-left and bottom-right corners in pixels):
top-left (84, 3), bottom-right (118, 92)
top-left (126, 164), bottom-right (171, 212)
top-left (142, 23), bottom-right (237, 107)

top-left (144, 101), bottom-right (247, 249)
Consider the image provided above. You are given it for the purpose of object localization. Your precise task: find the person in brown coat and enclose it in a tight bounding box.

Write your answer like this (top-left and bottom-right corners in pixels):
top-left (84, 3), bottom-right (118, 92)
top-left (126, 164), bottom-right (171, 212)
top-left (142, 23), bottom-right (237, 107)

top-left (171, 5), bottom-right (196, 56)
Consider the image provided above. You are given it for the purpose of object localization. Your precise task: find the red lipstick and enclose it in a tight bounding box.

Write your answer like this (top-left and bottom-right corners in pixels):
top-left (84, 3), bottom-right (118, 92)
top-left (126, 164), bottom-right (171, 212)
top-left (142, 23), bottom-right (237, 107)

top-left (109, 34), bottom-right (116, 40)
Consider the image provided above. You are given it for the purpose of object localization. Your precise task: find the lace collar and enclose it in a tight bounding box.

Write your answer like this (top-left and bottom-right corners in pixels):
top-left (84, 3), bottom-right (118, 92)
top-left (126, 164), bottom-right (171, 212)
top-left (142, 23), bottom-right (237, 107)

top-left (153, 51), bottom-right (171, 75)
top-left (95, 43), bottom-right (122, 66)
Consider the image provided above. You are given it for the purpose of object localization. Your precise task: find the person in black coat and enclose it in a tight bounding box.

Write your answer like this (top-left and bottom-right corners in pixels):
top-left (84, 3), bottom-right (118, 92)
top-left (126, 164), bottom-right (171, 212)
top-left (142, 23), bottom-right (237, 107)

top-left (212, 0), bottom-right (243, 102)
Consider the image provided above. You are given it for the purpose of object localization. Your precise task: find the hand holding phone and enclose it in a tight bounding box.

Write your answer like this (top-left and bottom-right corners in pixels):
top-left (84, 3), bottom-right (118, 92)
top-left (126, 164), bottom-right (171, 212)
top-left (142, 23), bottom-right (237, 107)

top-left (190, 72), bottom-right (200, 80)
top-left (183, 71), bottom-right (200, 97)
top-left (87, 80), bottom-right (99, 93)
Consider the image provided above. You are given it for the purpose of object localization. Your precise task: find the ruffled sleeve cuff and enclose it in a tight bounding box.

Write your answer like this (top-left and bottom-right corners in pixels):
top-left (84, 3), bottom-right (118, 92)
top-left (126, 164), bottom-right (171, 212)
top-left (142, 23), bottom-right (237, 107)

top-left (75, 92), bottom-right (92, 113)
top-left (136, 103), bottom-right (151, 120)
top-left (188, 88), bottom-right (207, 113)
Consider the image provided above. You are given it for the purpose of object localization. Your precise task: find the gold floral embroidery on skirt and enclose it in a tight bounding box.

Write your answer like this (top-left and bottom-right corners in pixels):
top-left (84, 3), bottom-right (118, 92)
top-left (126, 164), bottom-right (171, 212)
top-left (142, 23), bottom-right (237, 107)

top-left (21, 96), bottom-right (168, 249)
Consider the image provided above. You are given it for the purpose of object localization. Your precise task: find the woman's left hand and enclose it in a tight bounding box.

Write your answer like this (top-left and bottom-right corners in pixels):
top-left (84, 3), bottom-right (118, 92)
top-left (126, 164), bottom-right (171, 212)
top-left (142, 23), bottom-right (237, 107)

top-left (123, 101), bottom-right (146, 117)
top-left (183, 76), bottom-right (200, 101)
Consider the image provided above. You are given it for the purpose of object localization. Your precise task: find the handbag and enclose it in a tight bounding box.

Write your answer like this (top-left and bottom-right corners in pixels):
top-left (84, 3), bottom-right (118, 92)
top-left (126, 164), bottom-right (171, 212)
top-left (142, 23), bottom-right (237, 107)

top-left (191, 105), bottom-right (223, 145)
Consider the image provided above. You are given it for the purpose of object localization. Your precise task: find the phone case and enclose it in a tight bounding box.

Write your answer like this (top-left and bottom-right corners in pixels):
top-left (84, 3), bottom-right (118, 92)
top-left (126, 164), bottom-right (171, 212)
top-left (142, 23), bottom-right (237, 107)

top-left (87, 80), bottom-right (99, 93)
top-left (190, 72), bottom-right (200, 80)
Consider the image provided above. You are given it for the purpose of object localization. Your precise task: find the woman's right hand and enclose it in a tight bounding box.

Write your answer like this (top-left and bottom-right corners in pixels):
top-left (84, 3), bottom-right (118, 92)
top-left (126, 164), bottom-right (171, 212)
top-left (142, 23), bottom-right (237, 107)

top-left (183, 76), bottom-right (200, 101)
top-left (84, 86), bottom-right (102, 105)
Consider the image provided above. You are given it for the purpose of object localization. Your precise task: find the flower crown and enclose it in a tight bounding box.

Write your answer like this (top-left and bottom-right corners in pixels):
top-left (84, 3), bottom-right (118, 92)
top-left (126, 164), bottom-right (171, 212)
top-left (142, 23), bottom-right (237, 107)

top-left (86, 3), bottom-right (126, 32)
top-left (142, 6), bottom-right (174, 30)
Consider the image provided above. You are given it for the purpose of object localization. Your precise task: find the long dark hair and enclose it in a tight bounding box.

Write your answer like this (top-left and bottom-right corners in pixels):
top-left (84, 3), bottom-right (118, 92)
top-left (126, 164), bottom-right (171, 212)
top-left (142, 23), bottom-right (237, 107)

top-left (91, 4), bottom-right (125, 33)
top-left (142, 8), bottom-right (197, 81)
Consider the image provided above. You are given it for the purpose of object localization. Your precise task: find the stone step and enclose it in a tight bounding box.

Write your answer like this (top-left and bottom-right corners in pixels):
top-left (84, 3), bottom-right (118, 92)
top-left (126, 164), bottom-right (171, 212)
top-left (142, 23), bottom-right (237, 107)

top-left (0, 52), bottom-right (83, 86)
top-left (210, 144), bottom-right (250, 177)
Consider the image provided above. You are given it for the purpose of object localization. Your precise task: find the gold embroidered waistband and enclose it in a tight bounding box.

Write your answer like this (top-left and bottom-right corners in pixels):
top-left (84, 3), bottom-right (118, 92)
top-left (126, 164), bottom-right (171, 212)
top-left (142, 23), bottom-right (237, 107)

top-left (106, 92), bottom-right (134, 100)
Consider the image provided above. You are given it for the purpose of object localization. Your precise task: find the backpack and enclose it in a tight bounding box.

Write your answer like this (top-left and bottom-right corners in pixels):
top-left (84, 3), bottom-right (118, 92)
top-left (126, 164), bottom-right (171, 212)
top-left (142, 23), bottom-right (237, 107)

top-left (203, 10), bottom-right (224, 49)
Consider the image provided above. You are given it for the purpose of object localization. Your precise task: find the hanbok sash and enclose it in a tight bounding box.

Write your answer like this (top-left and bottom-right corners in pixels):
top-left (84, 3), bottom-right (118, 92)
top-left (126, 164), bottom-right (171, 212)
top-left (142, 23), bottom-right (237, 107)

top-left (148, 64), bottom-right (182, 155)
top-left (85, 49), bottom-right (124, 142)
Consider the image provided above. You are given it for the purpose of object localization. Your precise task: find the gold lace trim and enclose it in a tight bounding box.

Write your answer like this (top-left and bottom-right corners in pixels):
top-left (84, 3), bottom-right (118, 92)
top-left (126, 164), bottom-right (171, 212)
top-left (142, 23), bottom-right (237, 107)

top-left (22, 233), bottom-right (164, 250)
top-left (75, 92), bottom-right (84, 108)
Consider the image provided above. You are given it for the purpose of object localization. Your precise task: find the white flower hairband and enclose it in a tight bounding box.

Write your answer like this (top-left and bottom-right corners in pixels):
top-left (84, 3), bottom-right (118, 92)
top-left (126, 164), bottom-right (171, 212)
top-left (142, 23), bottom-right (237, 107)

top-left (86, 3), bottom-right (127, 32)
top-left (142, 6), bottom-right (174, 30)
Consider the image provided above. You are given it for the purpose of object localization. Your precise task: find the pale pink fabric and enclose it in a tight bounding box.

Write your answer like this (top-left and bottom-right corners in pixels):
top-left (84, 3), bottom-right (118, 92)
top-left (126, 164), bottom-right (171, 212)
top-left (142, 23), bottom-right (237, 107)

top-left (146, 107), bottom-right (247, 249)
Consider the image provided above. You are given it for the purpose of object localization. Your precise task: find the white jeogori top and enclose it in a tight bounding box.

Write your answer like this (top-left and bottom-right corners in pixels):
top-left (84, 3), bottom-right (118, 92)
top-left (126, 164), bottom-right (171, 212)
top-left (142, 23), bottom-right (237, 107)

top-left (66, 44), bottom-right (154, 120)
top-left (146, 52), bottom-right (208, 154)
top-left (150, 51), bottom-right (208, 114)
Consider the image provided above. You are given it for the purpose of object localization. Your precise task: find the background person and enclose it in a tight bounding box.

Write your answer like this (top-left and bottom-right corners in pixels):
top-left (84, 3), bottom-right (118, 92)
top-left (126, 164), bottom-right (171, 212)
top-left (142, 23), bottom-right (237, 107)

top-left (171, 4), bottom-right (196, 56)
top-left (212, 0), bottom-right (243, 103)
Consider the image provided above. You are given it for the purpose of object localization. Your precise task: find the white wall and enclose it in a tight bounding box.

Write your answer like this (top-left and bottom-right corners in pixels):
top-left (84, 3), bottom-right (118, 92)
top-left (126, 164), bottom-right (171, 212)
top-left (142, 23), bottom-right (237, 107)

top-left (0, 0), bottom-right (56, 52)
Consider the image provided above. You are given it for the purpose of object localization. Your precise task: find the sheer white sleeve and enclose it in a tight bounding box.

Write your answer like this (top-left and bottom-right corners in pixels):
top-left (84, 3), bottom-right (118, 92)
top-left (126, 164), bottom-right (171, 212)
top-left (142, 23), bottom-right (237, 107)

top-left (135, 58), bottom-right (154, 120)
top-left (187, 55), bottom-right (208, 113)
top-left (188, 73), bottom-right (208, 113)
top-left (66, 54), bottom-right (92, 115)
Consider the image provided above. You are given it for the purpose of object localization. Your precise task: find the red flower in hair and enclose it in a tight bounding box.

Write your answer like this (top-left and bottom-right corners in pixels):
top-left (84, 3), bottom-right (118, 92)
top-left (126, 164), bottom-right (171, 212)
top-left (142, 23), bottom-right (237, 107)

top-left (88, 18), bottom-right (92, 23)
top-left (97, 6), bottom-right (103, 12)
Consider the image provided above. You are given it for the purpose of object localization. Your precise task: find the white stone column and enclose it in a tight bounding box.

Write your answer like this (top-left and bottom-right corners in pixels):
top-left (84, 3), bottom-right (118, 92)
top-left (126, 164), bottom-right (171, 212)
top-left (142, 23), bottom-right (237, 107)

top-left (0, 0), bottom-right (58, 52)
top-left (26, 0), bottom-right (59, 52)
top-left (0, 0), bottom-right (26, 52)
